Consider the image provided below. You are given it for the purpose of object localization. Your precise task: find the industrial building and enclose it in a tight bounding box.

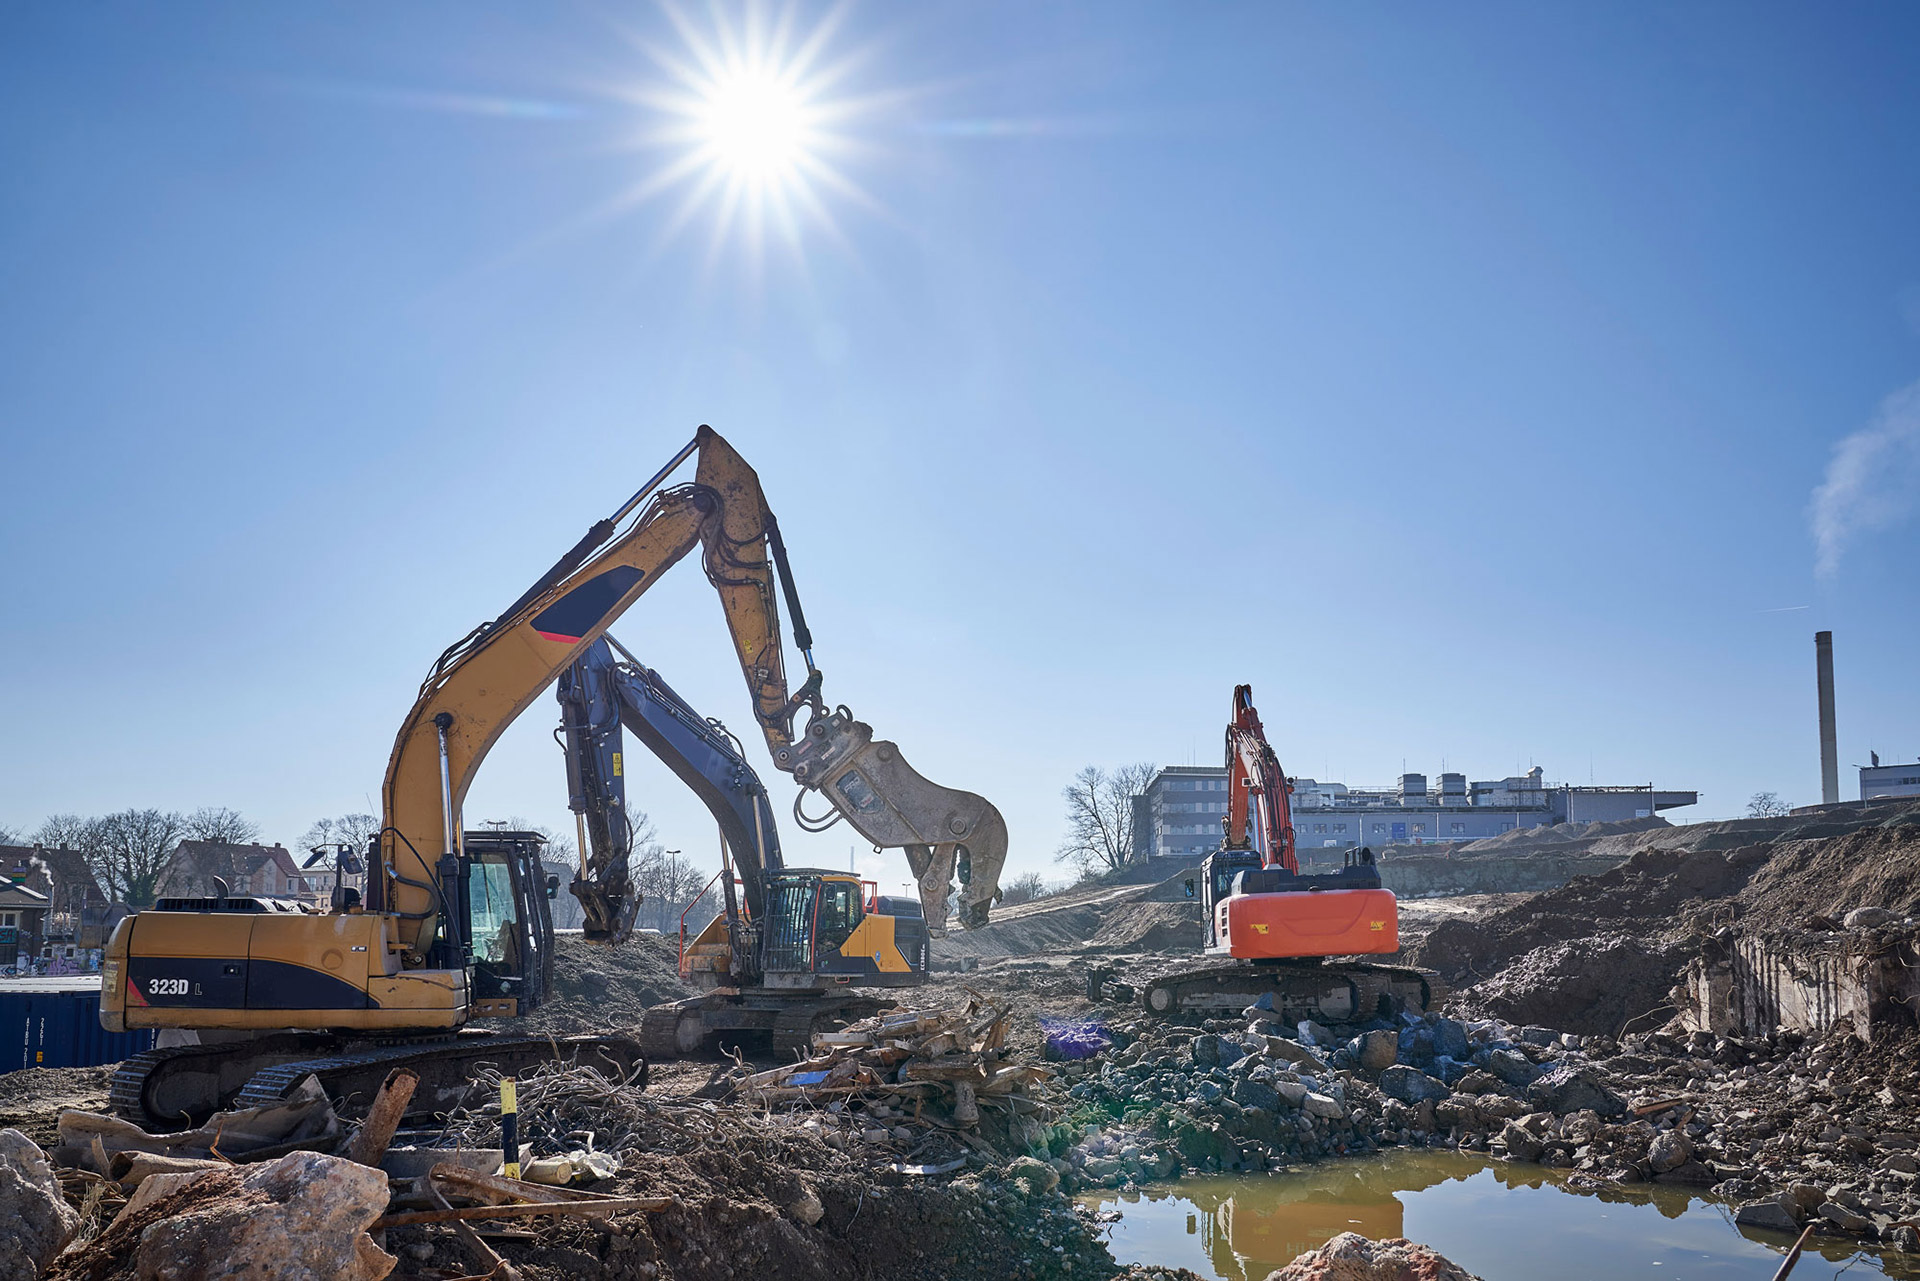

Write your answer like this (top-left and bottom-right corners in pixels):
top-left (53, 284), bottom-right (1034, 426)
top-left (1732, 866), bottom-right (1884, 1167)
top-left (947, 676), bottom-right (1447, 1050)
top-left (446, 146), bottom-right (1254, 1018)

top-left (1130, 763), bottom-right (1698, 862)
top-left (1861, 753), bottom-right (1920, 800)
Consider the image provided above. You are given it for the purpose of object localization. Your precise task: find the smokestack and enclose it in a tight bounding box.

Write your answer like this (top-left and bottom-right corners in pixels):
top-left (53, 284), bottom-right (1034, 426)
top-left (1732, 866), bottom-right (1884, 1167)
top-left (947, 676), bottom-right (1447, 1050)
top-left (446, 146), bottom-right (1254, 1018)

top-left (1815, 630), bottom-right (1838, 805)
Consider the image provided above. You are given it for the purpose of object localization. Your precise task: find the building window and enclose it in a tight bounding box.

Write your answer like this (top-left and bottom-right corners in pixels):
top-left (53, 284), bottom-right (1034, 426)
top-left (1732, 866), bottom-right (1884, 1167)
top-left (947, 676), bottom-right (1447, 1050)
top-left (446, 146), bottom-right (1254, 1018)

top-left (1450, 822), bottom-right (1466, 834)
top-left (1412, 823), bottom-right (1425, 834)
top-left (1333, 823), bottom-right (1347, 833)
top-left (1312, 824), bottom-right (1327, 834)
top-left (0, 912), bottom-right (16, 927)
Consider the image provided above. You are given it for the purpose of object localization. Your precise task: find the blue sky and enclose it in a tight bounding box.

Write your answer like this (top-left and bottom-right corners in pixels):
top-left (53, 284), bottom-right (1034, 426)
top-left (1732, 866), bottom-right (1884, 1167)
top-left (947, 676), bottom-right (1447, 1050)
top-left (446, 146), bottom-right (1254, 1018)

top-left (3, 3), bottom-right (1917, 891)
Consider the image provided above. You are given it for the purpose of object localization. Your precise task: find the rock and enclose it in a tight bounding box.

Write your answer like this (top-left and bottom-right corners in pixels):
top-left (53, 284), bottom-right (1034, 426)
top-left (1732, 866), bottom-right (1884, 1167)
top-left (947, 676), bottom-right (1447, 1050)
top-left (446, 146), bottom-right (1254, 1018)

top-left (1008, 1156), bottom-right (1060, 1194)
top-left (1297, 1020), bottom-right (1334, 1047)
top-left (1190, 1035), bottom-right (1226, 1067)
top-left (1882, 1153), bottom-right (1920, 1174)
top-left (1378, 1066), bottom-right (1449, 1105)
top-left (1783, 1184), bottom-right (1827, 1216)
top-left (0, 1128), bottom-right (79, 1279)
top-left (1485, 1050), bottom-right (1538, 1087)
top-left (1844, 907), bottom-right (1896, 929)
top-left (787, 1187), bottom-right (826, 1225)
top-left (1264, 1230), bottom-right (1483, 1280)
top-left (1303, 1093), bottom-right (1346, 1119)
top-left (130, 1150), bottom-right (394, 1281)
top-left (1819, 1202), bottom-right (1871, 1234)
top-left (1527, 1066), bottom-right (1626, 1118)
top-left (1356, 1030), bottom-right (1400, 1074)
top-left (1233, 1079), bottom-right (1283, 1112)
top-left (1453, 1070), bottom-right (1501, 1095)
top-left (1430, 1019), bottom-right (1471, 1061)
top-left (1263, 1037), bottom-right (1330, 1072)
top-left (1648, 1130), bottom-right (1693, 1174)
top-left (1498, 1121), bottom-right (1544, 1162)
top-left (861, 1127), bottom-right (888, 1144)
top-left (1889, 1225), bottom-right (1920, 1253)
top-left (401, 1242), bottom-right (434, 1263)
top-left (1735, 1200), bottom-right (1802, 1233)
top-left (1275, 1081), bottom-right (1311, 1109)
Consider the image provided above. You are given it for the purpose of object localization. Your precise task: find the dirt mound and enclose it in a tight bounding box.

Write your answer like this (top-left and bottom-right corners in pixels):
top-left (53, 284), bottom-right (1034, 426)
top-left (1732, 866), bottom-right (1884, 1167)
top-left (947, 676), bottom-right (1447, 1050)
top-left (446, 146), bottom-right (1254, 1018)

top-left (1731, 817), bottom-right (1920, 930)
top-left (1409, 844), bottom-right (1762, 982)
top-left (1415, 812), bottom-right (1920, 1039)
top-left (1083, 903), bottom-right (1201, 952)
top-left (1450, 933), bottom-right (1689, 1036)
top-left (0, 1067), bottom-right (110, 1146)
top-left (529, 932), bottom-right (696, 1036)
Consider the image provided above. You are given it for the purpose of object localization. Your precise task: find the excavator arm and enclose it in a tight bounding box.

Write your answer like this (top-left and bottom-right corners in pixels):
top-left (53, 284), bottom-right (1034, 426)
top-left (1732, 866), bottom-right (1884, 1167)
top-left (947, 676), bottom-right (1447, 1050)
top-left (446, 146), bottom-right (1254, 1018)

top-left (556, 634), bottom-right (784, 941)
top-left (1222, 684), bottom-right (1298, 874)
top-left (377, 426), bottom-right (1004, 965)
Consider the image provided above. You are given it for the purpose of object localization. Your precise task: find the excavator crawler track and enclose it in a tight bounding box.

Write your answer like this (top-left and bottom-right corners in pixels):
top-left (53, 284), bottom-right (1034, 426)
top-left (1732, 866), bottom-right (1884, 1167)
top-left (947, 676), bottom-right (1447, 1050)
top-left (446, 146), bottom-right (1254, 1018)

top-left (111, 1032), bottom-right (645, 1130)
top-left (639, 992), bottom-right (899, 1060)
top-left (1140, 960), bottom-right (1442, 1025)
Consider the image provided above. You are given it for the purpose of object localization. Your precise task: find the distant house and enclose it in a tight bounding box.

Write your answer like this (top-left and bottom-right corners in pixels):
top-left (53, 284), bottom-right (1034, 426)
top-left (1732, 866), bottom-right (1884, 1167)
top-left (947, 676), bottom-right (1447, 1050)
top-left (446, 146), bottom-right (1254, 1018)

top-left (0, 879), bottom-right (50, 967)
top-left (0, 844), bottom-right (109, 948)
top-left (157, 841), bottom-right (324, 903)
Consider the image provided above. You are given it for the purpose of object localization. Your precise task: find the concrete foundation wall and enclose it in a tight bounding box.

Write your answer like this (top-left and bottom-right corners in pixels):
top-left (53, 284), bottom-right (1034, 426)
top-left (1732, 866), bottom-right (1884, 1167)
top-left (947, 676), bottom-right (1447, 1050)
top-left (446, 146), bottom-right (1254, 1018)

top-left (1681, 929), bottom-right (1920, 1042)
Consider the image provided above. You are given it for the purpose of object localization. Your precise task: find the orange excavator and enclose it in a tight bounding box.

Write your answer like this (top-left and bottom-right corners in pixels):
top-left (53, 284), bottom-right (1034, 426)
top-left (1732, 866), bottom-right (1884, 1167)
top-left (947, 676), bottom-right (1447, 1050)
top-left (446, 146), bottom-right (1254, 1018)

top-left (1139, 685), bottom-right (1435, 1022)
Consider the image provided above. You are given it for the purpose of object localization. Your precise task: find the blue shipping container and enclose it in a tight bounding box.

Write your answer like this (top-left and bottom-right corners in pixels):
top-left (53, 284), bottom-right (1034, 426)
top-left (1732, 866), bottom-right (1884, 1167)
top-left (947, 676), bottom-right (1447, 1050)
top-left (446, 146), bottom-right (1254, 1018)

top-left (0, 987), bottom-right (154, 1072)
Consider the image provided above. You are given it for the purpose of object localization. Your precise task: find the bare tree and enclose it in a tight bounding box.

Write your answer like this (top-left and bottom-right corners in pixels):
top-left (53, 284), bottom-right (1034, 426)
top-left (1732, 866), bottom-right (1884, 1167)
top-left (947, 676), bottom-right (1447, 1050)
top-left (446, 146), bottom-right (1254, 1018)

top-left (1746, 791), bottom-right (1791, 819)
top-left (1056, 762), bottom-right (1157, 876)
top-left (95, 808), bottom-right (186, 908)
top-left (636, 850), bottom-right (714, 933)
top-left (184, 806), bottom-right (260, 845)
top-left (999, 871), bottom-right (1055, 907)
top-left (33, 813), bottom-right (104, 852)
top-left (299, 813), bottom-right (381, 855)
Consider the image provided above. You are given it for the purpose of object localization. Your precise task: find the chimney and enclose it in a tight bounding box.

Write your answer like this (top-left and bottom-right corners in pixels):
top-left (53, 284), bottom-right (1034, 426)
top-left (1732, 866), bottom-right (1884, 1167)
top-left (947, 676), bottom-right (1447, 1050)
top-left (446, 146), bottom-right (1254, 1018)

top-left (1815, 630), bottom-right (1839, 805)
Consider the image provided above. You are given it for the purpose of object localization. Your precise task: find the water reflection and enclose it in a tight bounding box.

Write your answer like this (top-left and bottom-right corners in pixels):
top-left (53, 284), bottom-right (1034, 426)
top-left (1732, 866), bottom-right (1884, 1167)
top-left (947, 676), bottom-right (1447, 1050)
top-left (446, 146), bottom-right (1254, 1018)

top-left (1080, 1151), bottom-right (1905, 1281)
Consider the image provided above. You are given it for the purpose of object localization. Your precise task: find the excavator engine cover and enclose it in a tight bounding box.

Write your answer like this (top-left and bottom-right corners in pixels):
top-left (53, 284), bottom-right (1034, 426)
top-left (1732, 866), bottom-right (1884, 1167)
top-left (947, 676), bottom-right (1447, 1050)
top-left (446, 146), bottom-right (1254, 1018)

top-left (1214, 886), bottom-right (1400, 959)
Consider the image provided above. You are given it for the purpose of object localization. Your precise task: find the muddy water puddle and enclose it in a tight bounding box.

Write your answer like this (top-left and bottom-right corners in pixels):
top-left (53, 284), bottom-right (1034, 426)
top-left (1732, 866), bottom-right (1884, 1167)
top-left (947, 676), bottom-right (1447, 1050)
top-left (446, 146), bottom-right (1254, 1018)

top-left (1080, 1151), bottom-right (1907, 1280)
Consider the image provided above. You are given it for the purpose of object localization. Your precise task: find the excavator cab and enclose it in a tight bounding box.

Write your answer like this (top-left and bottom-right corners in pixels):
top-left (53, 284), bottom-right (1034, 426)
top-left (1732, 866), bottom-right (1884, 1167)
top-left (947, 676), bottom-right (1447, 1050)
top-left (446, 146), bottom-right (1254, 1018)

top-left (456, 830), bottom-right (555, 1018)
top-left (699, 870), bottom-right (927, 991)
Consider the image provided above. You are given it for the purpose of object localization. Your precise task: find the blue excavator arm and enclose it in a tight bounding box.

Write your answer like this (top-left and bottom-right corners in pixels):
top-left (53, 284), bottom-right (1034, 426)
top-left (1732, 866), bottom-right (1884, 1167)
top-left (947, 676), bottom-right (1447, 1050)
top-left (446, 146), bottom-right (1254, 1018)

top-left (555, 635), bottom-right (783, 943)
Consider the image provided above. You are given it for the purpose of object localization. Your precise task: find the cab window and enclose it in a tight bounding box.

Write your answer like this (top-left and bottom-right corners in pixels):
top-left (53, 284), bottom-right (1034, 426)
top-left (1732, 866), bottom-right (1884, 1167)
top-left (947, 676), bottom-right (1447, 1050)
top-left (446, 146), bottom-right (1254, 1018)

top-left (815, 881), bottom-right (862, 951)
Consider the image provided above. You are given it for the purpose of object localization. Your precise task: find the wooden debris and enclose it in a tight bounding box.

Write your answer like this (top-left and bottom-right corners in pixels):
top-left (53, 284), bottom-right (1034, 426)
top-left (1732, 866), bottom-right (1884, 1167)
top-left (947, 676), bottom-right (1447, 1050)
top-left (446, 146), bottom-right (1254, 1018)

top-left (374, 1195), bottom-right (674, 1227)
top-left (345, 1068), bottom-right (418, 1168)
top-left (734, 997), bottom-right (1052, 1146)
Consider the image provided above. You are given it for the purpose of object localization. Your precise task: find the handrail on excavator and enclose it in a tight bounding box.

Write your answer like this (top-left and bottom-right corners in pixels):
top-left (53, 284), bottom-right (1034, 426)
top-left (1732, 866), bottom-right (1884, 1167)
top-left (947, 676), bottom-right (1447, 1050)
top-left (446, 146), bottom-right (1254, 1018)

top-left (677, 867), bottom-right (737, 981)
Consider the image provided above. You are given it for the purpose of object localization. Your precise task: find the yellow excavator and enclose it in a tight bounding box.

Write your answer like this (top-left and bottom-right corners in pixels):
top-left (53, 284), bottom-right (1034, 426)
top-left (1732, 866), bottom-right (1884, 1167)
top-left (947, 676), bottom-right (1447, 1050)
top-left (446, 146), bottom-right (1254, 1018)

top-left (100, 426), bottom-right (1007, 1124)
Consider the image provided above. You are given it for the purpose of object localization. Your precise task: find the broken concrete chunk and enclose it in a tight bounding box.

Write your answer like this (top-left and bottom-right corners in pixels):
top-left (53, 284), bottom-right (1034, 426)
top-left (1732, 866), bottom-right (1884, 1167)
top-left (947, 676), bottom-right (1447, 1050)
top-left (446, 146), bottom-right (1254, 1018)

top-left (1843, 907), bottom-right (1895, 929)
top-left (786, 1187), bottom-right (826, 1226)
top-left (1378, 1065), bottom-right (1449, 1105)
top-left (1735, 1199), bottom-right (1802, 1233)
top-left (1355, 1030), bottom-right (1399, 1074)
top-left (131, 1150), bottom-right (394, 1281)
top-left (0, 1128), bottom-right (79, 1280)
top-left (1267, 1230), bottom-right (1483, 1280)
top-left (1498, 1120), bottom-right (1544, 1162)
top-left (1527, 1065), bottom-right (1627, 1118)
top-left (1648, 1130), bottom-right (1693, 1174)
top-left (1820, 1202), bottom-right (1872, 1233)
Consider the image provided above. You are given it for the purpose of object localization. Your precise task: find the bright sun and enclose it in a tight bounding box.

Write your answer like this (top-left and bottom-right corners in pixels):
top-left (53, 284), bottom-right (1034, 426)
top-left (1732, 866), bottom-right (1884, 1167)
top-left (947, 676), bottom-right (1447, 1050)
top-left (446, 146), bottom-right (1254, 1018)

top-left (619, 3), bottom-right (873, 258)
top-left (698, 69), bottom-right (811, 181)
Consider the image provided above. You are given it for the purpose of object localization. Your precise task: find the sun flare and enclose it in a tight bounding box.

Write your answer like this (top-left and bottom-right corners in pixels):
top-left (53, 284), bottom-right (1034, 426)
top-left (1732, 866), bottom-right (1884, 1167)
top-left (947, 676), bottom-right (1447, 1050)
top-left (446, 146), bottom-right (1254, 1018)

top-left (617, 3), bottom-right (877, 259)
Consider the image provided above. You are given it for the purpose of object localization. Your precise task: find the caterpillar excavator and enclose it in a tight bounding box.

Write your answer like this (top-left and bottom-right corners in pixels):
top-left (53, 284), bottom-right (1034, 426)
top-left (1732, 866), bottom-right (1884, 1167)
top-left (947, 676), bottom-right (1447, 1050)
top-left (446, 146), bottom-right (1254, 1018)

top-left (100, 426), bottom-right (1007, 1125)
top-left (557, 636), bottom-right (929, 1058)
top-left (1138, 685), bottom-right (1435, 1022)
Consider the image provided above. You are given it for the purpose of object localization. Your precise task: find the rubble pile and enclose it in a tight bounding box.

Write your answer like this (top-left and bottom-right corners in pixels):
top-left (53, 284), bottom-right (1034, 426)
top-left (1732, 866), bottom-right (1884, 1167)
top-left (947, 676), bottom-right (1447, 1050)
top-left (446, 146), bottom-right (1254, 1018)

top-left (726, 995), bottom-right (1058, 1164)
top-left (1047, 995), bottom-right (1920, 1254)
